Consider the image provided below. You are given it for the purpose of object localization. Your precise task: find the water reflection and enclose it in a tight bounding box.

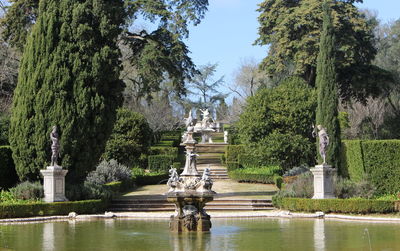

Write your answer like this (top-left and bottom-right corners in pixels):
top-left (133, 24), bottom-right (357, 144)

top-left (42, 223), bottom-right (55, 251)
top-left (313, 219), bottom-right (326, 251)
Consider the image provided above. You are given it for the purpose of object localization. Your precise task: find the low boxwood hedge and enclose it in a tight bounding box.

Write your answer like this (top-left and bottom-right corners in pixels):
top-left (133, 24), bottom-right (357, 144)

top-left (228, 166), bottom-right (282, 184)
top-left (149, 147), bottom-right (179, 159)
top-left (0, 200), bottom-right (107, 219)
top-left (136, 172), bottom-right (169, 185)
top-left (274, 197), bottom-right (395, 214)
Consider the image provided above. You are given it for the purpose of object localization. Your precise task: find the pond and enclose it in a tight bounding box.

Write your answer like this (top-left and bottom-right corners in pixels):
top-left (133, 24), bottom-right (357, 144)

top-left (1, 218), bottom-right (399, 251)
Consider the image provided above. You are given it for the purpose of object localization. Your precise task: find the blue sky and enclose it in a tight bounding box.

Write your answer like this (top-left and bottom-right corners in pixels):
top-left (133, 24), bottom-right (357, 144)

top-left (183, 0), bottom-right (400, 98)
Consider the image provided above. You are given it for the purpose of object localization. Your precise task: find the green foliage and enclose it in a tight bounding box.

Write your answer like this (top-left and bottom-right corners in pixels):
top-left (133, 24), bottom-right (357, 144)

top-left (334, 177), bottom-right (376, 199)
top-left (85, 160), bottom-right (131, 186)
top-left (148, 155), bottom-right (174, 172)
top-left (0, 114), bottom-right (10, 145)
top-left (315, 3), bottom-right (341, 169)
top-left (341, 140), bottom-right (400, 195)
top-left (256, 0), bottom-right (390, 101)
top-left (0, 146), bottom-right (19, 190)
top-left (362, 140), bottom-right (400, 195)
top-left (275, 198), bottom-right (395, 214)
top-left (0, 200), bottom-right (107, 219)
top-left (9, 0), bottom-right (125, 182)
top-left (131, 167), bottom-right (168, 186)
top-left (150, 147), bottom-right (179, 159)
top-left (228, 166), bottom-right (282, 184)
top-left (225, 145), bottom-right (244, 171)
top-left (249, 132), bottom-right (315, 171)
top-left (340, 140), bottom-right (364, 180)
top-left (277, 172), bottom-right (314, 199)
top-left (103, 109), bottom-right (152, 167)
top-left (238, 154), bottom-right (263, 168)
top-left (9, 181), bottom-right (43, 200)
top-left (274, 176), bottom-right (283, 190)
top-left (154, 140), bottom-right (174, 147)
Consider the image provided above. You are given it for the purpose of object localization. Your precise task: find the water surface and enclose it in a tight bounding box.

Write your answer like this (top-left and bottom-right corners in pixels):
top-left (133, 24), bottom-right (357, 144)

top-left (0, 218), bottom-right (399, 251)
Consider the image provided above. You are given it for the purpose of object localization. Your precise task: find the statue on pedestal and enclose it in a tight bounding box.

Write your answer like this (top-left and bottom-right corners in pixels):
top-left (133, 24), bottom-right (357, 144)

top-left (50, 126), bottom-right (60, 166)
top-left (317, 125), bottom-right (329, 164)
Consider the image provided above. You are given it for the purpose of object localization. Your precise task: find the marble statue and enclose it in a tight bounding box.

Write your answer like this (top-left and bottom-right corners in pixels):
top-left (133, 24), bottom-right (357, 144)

top-left (167, 167), bottom-right (180, 192)
top-left (224, 131), bottom-right (228, 144)
top-left (317, 125), bottom-right (329, 164)
top-left (184, 110), bottom-right (194, 129)
top-left (200, 108), bottom-right (212, 128)
top-left (50, 126), bottom-right (60, 166)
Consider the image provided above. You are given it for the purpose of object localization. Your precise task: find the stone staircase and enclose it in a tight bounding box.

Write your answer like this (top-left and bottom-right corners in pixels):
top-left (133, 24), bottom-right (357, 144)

top-left (109, 197), bottom-right (274, 212)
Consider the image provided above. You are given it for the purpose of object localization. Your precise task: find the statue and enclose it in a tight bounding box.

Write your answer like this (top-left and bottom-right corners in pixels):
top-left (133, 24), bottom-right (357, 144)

top-left (167, 167), bottom-right (180, 192)
top-left (184, 110), bottom-right (194, 129)
top-left (200, 108), bottom-right (212, 128)
top-left (201, 167), bottom-right (213, 190)
top-left (317, 125), bottom-right (329, 164)
top-left (50, 126), bottom-right (60, 166)
top-left (224, 131), bottom-right (228, 144)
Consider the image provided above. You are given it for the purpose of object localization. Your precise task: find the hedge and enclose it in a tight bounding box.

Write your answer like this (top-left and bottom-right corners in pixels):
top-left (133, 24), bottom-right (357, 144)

top-left (154, 140), bottom-right (174, 147)
top-left (0, 146), bottom-right (19, 190)
top-left (148, 155), bottom-right (175, 172)
top-left (228, 166), bottom-right (282, 184)
top-left (238, 154), bottom-right (264, 168)
top-left (341, 140), bottom-right (400, 195)
top-left (149, 146), bottom-right (179, 159)
top-left (362, 140), bottom-right (400, 195)
top-left (340, 140), bottom-right (364, 181)
top-left (136, 173), bottom-right (169, 185)
top-left (0, 200), bottom-right (107, 219)
top-left (160, 135), bottom-right (181, 147)
top-left (274, 197), bottom-right (395, 214)
top-left (225, 145), bottom-right (244, 171)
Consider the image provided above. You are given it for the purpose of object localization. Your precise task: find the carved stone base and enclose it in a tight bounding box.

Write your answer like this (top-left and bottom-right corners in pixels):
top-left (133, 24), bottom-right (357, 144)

top-left (169, 214), bottom-right (212, 232)
top-left (40, 166), bottom-right (68, 203)
top-left (311, 164), bottom-right (336, 199)
top-left (167, 192), bottom-right (214, 232)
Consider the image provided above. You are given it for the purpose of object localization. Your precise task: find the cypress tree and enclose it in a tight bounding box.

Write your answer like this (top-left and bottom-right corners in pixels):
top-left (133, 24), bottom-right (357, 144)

top-left (315, 1), bottom-right (341, 168)
top-left (9, 0), bottom-right (125, 182)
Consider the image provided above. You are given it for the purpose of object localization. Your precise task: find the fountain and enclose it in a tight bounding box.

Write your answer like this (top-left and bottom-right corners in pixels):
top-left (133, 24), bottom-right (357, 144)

top-left (167, 118), bottom-right (215, 232)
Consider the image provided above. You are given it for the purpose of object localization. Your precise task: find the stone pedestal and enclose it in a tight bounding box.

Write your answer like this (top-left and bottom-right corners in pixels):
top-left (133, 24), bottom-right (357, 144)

top-left (167, 192), bottom-right (214, 232)
top-left (310, 164), bottom-right (336, 199)
top-left (40, 166), bottom-right (68, 203)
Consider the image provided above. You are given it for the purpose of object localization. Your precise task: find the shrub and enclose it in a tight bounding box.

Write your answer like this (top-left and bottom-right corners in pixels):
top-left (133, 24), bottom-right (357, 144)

top-left (0, 146), bottom-right (19, 190)
top-left (237, 77), bottom-right (316, 168)
top-left (155, 140), bottom-right (174, 147)
top-left (279, 172), bottom-right (314, 198)
top-left (275, 198), bottom-right (395, 214)
top-left (85, 159), bottom-right (131, 186)
top-left (225, 145), bottom-right (244, 162)
top-left (148, 155), bottom-right (174, 172)
top-left (228, 166), bottom-right (282, 184)
top-left (0, 113), bottom-right (10, 145)
top-left (283, 165), bottom-right (310, 177)
top-left (274, 176), bottom-right (283, 189)
top-left (103, 109), bottom-right (152, 167)
top-left (248, 132), bottom-right (314, 171)
top-left (0, 200), bottom-right (107, 219)
top-left (334, 176), bottom-right (376, 199)
top-left (10, 181), bottom-right (43, 200)
top-left (238, 154), bottom-right (264, 168)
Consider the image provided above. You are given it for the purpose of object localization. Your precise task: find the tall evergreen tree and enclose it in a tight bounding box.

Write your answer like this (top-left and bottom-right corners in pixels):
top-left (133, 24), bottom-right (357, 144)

top-left (315, 1), bottom-right (341, 168)
top-left (9, 0), bottom-right (124, 181)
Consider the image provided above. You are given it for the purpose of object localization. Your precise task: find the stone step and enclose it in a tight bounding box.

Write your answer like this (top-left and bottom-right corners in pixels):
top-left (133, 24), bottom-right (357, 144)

top-left (109, 198), bottom-right (274, 212)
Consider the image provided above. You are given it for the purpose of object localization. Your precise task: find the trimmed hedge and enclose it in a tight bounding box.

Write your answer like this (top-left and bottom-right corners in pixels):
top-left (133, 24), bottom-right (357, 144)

top-left (155, 140), bottom-right (174, 147)
top-left (274, 197), bottom-right (395, 214)
top-left (340, 140), bottom-right (364, 181)
top-left (0, 200), bottom-right (107, 219)
top-left (362, 140), bottom-right (400, 195)
top-left (148, 155), bottom-right (175, 172)
top-left (228, 166), bottom-right (282, 184)
top-left (225, 145), bottom-right (244, 171)
top-left (149, 146), bottom-right (179, 159)
top-left (341, 140), bottom-right (400, 195)
top-left (0, 146), bottom-right (19, 190)
top-left (160, 135), bottom-right (181, 147)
